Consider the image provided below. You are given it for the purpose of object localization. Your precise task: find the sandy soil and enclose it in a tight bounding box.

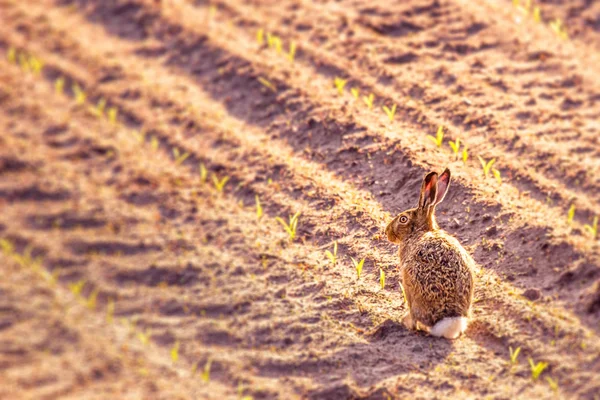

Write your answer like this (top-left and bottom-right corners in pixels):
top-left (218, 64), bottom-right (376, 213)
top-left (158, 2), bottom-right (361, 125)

top-left (0, 0), bottom-right (599, 398)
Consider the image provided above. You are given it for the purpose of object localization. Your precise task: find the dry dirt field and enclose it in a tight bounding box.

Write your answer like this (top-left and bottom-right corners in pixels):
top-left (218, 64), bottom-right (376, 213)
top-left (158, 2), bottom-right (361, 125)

top-left (0, 0), bottom-right (599, 399)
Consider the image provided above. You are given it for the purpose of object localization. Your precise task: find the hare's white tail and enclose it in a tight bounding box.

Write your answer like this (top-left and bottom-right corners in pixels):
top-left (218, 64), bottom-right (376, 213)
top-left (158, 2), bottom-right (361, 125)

top-left (430, 317), bottom-right (468, 339)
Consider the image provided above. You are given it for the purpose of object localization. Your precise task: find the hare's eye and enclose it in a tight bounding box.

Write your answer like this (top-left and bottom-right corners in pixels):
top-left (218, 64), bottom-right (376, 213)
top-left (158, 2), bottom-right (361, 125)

top-left (399, 215), bottom-right (409, 224)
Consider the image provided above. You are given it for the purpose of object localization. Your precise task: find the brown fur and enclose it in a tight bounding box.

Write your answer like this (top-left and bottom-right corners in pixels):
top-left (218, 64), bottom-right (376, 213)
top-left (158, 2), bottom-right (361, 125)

top-left (386, 169), bottom-right (474, 331)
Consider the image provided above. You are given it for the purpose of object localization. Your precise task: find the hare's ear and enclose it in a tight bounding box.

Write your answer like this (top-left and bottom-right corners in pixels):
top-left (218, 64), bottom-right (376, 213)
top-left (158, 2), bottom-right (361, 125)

top-left (418, 171), bottom-right (438, 210)
top-left (434, 168), bottom-right (451, 206)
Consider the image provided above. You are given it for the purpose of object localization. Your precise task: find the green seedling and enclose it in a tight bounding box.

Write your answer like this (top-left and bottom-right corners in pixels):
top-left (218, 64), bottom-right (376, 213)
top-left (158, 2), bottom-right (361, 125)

top-left (266, 32), bottom-right (275, 48)
top-left (583, 216), bottom-right (598, 239)
top-left (92, 98), bottom-right (106, 117)
top-left (478, 156), bottom-right (496, 179)
top-left (379, 268), bottom-right (385, 290)
top-left (449, 138), bottom-right (461, 158)
top-left (427, 125), bottom-right (444, 147)
top-left (273, 36), bottom-right (283, 54)
top-left (55, 77), bottom-right (65, 94)
top-left (172, 148), bottom-right (190, 165)
top-left (351, 257), bottom-right (365, 279)
top-left (462, 148), bottom-right (468, 163)
top-left (255, 195), bottom-right (263, 220)
top-left (150, 136), bottom-right (159, 151)
top-left (0, 238), bottom-right (14, 254)
top-left (546, 377), bottom-right (559, 392)
top-left (258, 77), bottom-right (276, 92)
top-left (334, 77), bottom-right (347, 95)
top-left (199, 163), bottom-right (208, 183)
top-left (256, 28), bottom-right (264, 45)
top-left (171, 341), bottom-right (180, 363)
top-left (325, 241), bottom-right (337, 266)
top-left (528, 358), bottom-right (548, 380)
top-left (201, 358), bottom-right (212, 383)
top-left (138, 329), bottom-right (151, 346)
top-left (276, 212), bottom-right (300, 241)
top-left (72, 84), bottom-right (86, 105)
top-left (29, 56), bottom-right (43, 75)
top-left (492, 168), bottom-right (502, 184)
top-left (86, 288), bottom-right (99, 310)
top-left (363, 93), bottom-right (374, 109)
top-left (550, 18), bottom-right (569, 40)
top-left (106, 298), bottom-right (115, 323)
top-left (212, 174), bottom-right (229, 193)
top-left (350, 87), bottom-right (359, 99)
top-left (7, 47), bottom-right (16, 63)
top-left (132, 130), bottom-right (146, 144)
top-left (567, 204), bottom-right (575, 225)
top-left (383, 104), bottom-right (396, 122)
top-left (107, 107), bottom-right (118, 125)
top-left (68, 279), bottom-right (86, 296)
top-left (208, 5), bottom-right (217, 17)
top-left (18, 53), bottom-right (30, 72)
top-left (533, 6), bottom-right (541, 22)
top-left (509, 346), bottom-right (521, 365)
top-left (287, 41), bottom-right (297, 62)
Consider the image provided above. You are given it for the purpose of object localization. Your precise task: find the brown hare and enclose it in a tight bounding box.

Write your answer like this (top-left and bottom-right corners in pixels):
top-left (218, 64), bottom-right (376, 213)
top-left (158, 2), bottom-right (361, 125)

top-left (386, 168), bottom-right (474, 339)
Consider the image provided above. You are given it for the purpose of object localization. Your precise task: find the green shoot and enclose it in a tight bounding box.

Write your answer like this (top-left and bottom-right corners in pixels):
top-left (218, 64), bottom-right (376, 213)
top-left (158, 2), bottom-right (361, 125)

top-left (462, 148), bottom-right (468, 163)
top-left (379, 268), bottom-right (385, 290)
top-left (550, 18), bottom-right (569, 40)
top-left (363, 93), bottom-right (374, 109)
top-left (266, 32), bottom-right (275, 48)
top-left (273, 36), bottom-right (283, 54)
top-left (533, 6), bottom-right (541, 23)
top-left (492, 168), bottom-right (502, 184)
top-left (72, 84), bottom-right (86, 105)
top-left (29, 57), bottom-right (43, 75)
top-left (351, 257), bottom-right (365, 279)
top-left (0, 238), bottom-right (14, 254)
top-left (334, 77), bottom-right (347, 95)
top-left (350, 87), bottom-right (359, 99)
top-left (546, 377), bottom-right (559, 392)
top-left (171, 341), bottom-right (180, 363)
top-left (68, 279), bottom-right (86, 296)
top-left (383, 104), bottom-right (396, 122)
top-left (201, 358), bottom-right (212, 383)
top-left (288, 42), bottom-right (297, 62)
top-left (208, 4), bottom-right (217, 17)
top-left (427, 126), bottom-right (444, 147)
top-left (528, 358), bottom-right (548, 380)
top-left (172, 148), bottom-right (190, 165)
top-left (509, 346), bottom-right (521, 365)
top-left (86, 288), bottom-right (99, 310)
top-left (55, 77), bottom-right (65, 94)
top-left (567, 205), bottom-right (575, 225)
top-left (255, 195), bottom-right (263, 220)
top-left (449, 138), bottom-right (461, 158)
top-left (477, 156), bottom-right (496, 179)
top-left (150, 136), bottom-right (159, 151)
top-left (324, 241), bottom-right (337, 266)
top-left (106, 298), bottom-right (115, 323)
top-left (275, 212), bottom-right (300, 241)
top-left (7, 47), bottom-right (16, 63)
top-left (137, 329), bottom-right (151, 346)
top-left (199, 163), bottom-right (208, 183)
top-left (18, 53), bottom-right (30, 72)
top-left (583, 216), bottom-right (598, 239)
top-left (107, 107), bottom-right (118, 125)
top-left (212, 174), bottom-right (229, 193)
top-left (256, 28), bottom-right (264, 45)
top-left (258, 77), bottom-right (276, 92)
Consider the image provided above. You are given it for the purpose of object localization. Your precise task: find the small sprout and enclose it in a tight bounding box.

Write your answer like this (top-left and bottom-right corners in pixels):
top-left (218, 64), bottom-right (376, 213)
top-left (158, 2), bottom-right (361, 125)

top-left (29, 56), bottom-right (44, 75)
top-left (567, 204), bottom-right (576, 225)
top-left (208, 4), bottom-right (217, 17)
top-left (351, 257), bottom-right (365, 279)
top-left (334, 77), bottom-right (347, 95)
top-left (256, 28), bottom-right (264, 45)
top-left (255, 195), bottom-right (263, 220)
top-left (0, 238), bottom-right (14, 254)
top-left (55, 77), bottom-right (65, 94)
top-left (18, 53), bottom-right (30, 72)
top-left (362, 93), bottom-right (374, 109)
top-left (449, 138), bottom-right (461, 158)
top-left (528, 358), bottom-right (548, 380)
top-left (550, 18), bottom-right (569, 40)
top-left (273, 36), bottom-right (283, 54)
top-left (137, 329), bottom-right (151, 346)
top-left (201, 358), bottom-right (212, 383)
top-left (106, 298), bottom-right (115, 324)
top-left (275, 212), bottom-right (300, 241)
top-left (379, 268), bottom-right (385, 290)
top-left (172, 148), bottom-right (190, 166)
top-left (93, 98), bottom-right (106, 118)
top-left (211, 174), bottom-right (230, 193)
top-left (324, 241), bottom-right (337, 266)
top-left (199, 163), bottom-right (208, 183)
top-left (477, 156), bottom-right (496, 179)
top-left (150, 136), bottom-right (159, 151)
top-left (171, 341), bottom-right (180, 363)
top-left (546, 377), bottom-right (559, 392)
top-left (583, 216), bottom-right (598, 239)
top-left (266, 32), bottom-right (275, 48)
top-left (287, 41), bottom-right (297, 62)
top-left (350, 87), bottom-right (359, 99)
top-left (509, 346), bottom-right (521, 365)
top-left (68, 279), bottom-right (86, 296)
top-left (107, 107), bottom-right (118, 125)
top-left (258, 77), bottom-right (276, 92)
top-left (86, 288), bottom-right (99, 310)
top-left (492, 168), bottom-right (502, 184)
top-left (533, 6), bottom-right (541, 23)
top-left (383, 104), bottom-right (397, 122)
top-left (72, 84), bottom-right (86, 105)
top-left (462, 148), bottom-right (469, 163)
top-left (427, 126), bottom-right (444, 148)
top-left (7, 47), bottom-right (16, 63)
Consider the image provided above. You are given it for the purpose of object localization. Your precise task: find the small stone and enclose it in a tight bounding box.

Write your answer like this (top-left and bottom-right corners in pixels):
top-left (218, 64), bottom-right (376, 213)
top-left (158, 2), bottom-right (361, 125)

top-left (486, 225), bottom-right (498, 236)
top-left (411, 345), bottom-right (423, 353)
top-left (523, 288), bottom-right (541, 301)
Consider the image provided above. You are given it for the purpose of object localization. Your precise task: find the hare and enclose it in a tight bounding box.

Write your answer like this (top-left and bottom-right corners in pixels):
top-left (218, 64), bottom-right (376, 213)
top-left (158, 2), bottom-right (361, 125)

top-left (386, 168), bottom-right (474, 339)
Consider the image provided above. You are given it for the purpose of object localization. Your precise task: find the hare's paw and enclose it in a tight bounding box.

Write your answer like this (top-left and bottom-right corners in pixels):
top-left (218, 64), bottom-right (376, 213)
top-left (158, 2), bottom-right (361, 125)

top-left (401, 312), bottom-right (416, 330)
